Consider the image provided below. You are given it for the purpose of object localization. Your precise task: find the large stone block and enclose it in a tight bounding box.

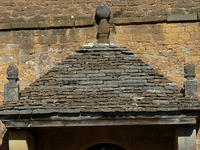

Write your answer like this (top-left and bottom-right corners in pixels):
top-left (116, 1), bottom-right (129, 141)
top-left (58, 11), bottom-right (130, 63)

top-left (4, 82), bottom-right (19, 102)
top-left (184, 80), bottom-right (198, 99)
top-left (167, 13), bottom-right (198, 22)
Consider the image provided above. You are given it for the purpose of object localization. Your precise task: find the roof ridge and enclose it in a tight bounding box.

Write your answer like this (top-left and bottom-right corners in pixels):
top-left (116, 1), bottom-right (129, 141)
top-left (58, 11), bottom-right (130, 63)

top-left (78, 44), bottom-right (127, 52)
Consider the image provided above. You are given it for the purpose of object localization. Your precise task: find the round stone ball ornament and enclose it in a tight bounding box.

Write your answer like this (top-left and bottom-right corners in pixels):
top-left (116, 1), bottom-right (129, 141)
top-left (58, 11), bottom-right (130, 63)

top-left (96, 4), bottom-right (111, 20)
top-left (7, 64), bottom-right (19, 80)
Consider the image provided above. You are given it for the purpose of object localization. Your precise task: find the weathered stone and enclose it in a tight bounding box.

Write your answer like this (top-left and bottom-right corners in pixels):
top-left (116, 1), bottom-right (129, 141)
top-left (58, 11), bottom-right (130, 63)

top-left (12, 22), bottom-right (38, 29)
top-left (4, 82), bottom-right (19, 102)
top-left (6, 45), bottom-right (188, 113)
top-left (96, 4), bottom-right (111, 21)
top-left (95, 4), bottom-right (112, 44)
top-left (51, 16), bottom-right (74, 27)
top-left (97, 19), bottom-right (111, 44)
top-left (167, 13), bottom-right (198, 22)
top-left (184, 80), bottom-right (198, 99)
top-left (7, 64), bottom-right (19, 80)
top-left (0, 23), bottom-right (11, 30)
top-left (0, 1), bottom-right (199, 115)
top-left (184, 63), bottom-right (195, 79)
top-left (0, 0), bottom-right (198, 30)
top-left (4, 65), bottom-right (19, 102)
top-left (184, 63), bottom-right (198, 99)
top-left (112, 16), bottom-right (167, 25)
top-left (75, 17), bottom-right (95, 27)
top-left (198, 13), bottom-right (200, 20)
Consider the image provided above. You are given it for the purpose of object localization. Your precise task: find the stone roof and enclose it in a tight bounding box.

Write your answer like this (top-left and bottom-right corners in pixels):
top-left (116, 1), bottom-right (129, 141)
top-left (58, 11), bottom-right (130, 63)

top-left (0, 44), bottom-right (200, 115)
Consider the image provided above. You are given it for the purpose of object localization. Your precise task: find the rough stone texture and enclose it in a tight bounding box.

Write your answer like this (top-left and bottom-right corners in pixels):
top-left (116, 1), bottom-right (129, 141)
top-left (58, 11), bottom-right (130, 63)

top-left (4, 65), bottom-right (19, 102)
top-left (97, 19), bottom-right (110, 43)
top-left (114, 23), bottom-right (200, 99)
top-left (4, 82), bottom-right (19, 102)
top-left (0, 1), bottom-right (199, 149)
top-left (0, 22), bottom-right (200, 103)
top-left (6, 65), bottom-right (19, 80)
top-left (184, 63), bottom-right (198, 99)
top-left (96, 4), bottom-right (111, 44)
top-left (184, 80), bottom-right (198, 99)
top-left (0, 0), bottom-right (199, 30)
top-left (184, 63), bottom-right (196, 79)
top-left (0, 23), bottom-right (200, 101)
top-left (0, 27), bottom-right (97, 102)
top-left (0, 0), bottom-right (199, 103)
top-left (96, 4), bottom-right (111, 20)
top-left (167, 13), bottom-right (198, 22)
top-left (0, 45), bottom-right (199, 114)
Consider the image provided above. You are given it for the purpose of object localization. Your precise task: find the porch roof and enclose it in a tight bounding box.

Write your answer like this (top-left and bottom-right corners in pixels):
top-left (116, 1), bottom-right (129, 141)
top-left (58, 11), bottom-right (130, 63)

top-left (0, 44), bottom-right (200, 118)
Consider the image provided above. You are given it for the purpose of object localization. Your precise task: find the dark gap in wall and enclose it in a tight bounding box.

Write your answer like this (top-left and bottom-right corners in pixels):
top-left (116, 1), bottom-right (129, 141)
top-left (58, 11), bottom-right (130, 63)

top-left (0, 24), bottom-right (95, 32)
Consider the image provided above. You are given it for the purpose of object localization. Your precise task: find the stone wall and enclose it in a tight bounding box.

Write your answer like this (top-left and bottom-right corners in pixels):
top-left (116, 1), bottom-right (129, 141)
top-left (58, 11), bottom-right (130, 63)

top-left (1, 22), bottom-right (200, 102)
top-left (0, 0), bottom-right (200, 30)
top-left (115, 23), bottom-right (200, 89)
top-left (0, 27), bottom-right (97, 101)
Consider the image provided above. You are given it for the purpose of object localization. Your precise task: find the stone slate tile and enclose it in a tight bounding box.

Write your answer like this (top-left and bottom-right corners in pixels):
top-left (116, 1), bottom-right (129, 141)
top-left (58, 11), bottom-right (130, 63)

top-left (1, 44), bottom-right (199, 115)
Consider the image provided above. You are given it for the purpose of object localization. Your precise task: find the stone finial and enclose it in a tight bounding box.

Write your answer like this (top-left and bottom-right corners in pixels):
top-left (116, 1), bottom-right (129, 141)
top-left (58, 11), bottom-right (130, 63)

top-left (7, 64), bottom-right (19, 80)
top-left (184, 63), bottom-right (198, 99)
top-left (96, 4), bottom-right (111, 22)
top-left (4, 64), bottom-right (20, 102)
top-left (95, 4), bottom-right (111, 44)
top-left (184, 63), bottom-right (195, 79)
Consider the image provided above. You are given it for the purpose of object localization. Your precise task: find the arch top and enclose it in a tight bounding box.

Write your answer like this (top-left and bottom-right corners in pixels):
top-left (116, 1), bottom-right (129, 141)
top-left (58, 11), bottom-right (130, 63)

top-left (86, 143), bottom-right (126, 150)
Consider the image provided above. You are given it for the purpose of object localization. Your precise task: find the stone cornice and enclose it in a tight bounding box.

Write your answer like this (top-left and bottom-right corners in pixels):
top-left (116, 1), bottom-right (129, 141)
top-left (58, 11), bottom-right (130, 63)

top-left (0, 13), bottom-right (200, 31)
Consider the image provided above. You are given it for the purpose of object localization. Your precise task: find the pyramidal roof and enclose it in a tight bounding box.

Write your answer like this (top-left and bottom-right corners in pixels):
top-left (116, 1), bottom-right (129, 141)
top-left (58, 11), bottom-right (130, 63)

top-left (0, 44), bottom-right (199, 115)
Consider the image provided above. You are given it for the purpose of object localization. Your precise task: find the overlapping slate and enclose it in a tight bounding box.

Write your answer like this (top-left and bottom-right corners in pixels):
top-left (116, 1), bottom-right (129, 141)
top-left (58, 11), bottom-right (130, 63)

top-left (0, 45), bottom-right (199, 115)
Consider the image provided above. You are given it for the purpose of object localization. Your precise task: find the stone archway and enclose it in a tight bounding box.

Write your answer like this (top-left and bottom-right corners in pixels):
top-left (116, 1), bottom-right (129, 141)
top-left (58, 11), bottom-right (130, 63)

top-left (86, 143), bottom-right (126, 150)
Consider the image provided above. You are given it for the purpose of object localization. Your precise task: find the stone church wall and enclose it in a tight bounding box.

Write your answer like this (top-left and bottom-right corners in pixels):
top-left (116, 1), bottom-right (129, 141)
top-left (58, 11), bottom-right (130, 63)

top-left (0, 0), bottom-right (200, 149)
